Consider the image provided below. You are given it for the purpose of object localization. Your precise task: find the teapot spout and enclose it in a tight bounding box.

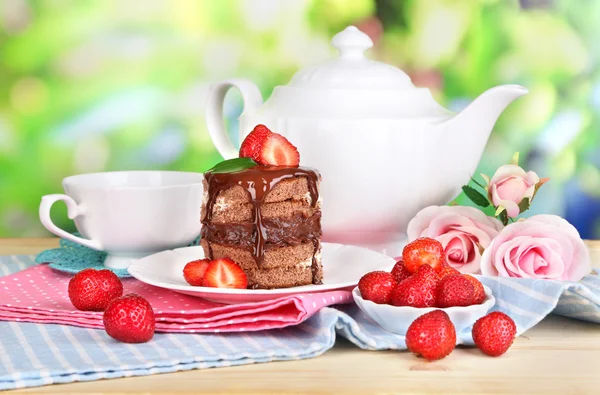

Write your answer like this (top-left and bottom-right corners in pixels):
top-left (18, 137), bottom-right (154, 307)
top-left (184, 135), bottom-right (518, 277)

top-left (446, 84), bottom-right (528, 135)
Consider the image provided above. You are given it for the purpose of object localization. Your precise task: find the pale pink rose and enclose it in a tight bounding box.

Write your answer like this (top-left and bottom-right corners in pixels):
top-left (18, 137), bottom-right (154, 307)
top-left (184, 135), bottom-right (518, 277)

top-left (407, 206), bottom-right (504, 274)
top-left (480, 215), bottom-right (591, 281)
top-left (488, 164), bottom-right (540, 218)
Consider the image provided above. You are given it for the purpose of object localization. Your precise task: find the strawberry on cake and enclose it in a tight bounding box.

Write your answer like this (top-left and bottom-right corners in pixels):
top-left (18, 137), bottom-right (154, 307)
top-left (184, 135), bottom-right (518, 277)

top-left (199, 125), bottom-right (323, 289)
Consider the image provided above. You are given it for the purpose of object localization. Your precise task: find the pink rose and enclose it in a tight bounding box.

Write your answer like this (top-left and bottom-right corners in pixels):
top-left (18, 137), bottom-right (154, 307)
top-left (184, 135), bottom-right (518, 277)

top-left (487, 164), bottom-right (540, 218)
top-left (407, 206), bottom-right (504, 274)
top-left (480, 215), bottom-right (591, 281)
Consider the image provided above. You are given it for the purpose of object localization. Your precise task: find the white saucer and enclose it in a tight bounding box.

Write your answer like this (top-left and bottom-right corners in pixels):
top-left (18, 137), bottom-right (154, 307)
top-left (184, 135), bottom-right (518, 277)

top-left (127, 243), bottom-right (395, 304)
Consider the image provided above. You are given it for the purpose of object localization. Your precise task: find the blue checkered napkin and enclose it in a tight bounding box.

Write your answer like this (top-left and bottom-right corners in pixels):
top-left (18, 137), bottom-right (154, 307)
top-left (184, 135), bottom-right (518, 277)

top-left (0, 255), bottom-right (599, 390)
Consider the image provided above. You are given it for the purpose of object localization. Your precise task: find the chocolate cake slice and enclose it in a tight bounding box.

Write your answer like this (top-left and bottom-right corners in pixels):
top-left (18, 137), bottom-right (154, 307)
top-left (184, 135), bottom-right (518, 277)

top-left (201, 166), bottom-right (322, 289)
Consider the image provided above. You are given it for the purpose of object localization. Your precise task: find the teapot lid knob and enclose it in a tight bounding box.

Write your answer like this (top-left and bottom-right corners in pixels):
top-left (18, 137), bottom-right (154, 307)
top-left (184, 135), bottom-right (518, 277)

top-left (332, 26), bottom-right (373, 60)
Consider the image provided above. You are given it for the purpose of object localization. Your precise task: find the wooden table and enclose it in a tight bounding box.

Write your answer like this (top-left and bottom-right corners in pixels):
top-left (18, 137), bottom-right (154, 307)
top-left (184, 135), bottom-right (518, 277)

top-left (2, 238), bottom-right (600, 395)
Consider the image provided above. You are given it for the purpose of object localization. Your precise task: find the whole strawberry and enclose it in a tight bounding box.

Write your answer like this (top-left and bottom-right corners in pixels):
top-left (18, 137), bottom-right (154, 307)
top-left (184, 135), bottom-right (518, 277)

top-left (464, 274), bottom-right (486, 304)
top-left (358, 271), bottom-right (396, 304)
top-left (103, 294), bottom-right (155, 343)
top-left (402, 237), bottom-right (445, 273)
top-left (406, 310), bottom-right (456, 361)
top-left (437, 264), bottom-right (460, 279)
top-left (436, 274), bottom-right (475, 307)
top-left (472, 312), bottom-right (516, 356)
top-left (390, 265), bottom-right (439, 308)
top-left (68, 268), bottom-right (123, 311)
top-left (391, 260), bottom-right (412, 283)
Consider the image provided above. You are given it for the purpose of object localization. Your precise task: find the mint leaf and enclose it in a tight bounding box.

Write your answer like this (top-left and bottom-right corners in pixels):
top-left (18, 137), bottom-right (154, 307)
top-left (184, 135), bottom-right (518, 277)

top-left (462, 185), bottom-right (490, 208)
top-left (518, 198), bottom-right (531, 214)
top-left (207, 157), bottom-right (257, 174)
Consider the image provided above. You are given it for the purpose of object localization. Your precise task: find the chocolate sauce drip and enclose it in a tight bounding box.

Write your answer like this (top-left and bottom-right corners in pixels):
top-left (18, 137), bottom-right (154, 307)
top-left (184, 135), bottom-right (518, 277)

top-left (202, 166), bottom-right (321, 284)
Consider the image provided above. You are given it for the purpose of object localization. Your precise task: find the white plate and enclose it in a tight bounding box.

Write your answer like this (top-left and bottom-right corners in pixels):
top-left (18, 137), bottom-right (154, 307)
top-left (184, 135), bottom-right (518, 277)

top-left (127, 243), bottom-right (395, 304)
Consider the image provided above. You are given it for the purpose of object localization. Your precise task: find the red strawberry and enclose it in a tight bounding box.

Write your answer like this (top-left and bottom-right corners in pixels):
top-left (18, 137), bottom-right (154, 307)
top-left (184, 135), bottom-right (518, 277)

top-left (183, 259), bottom-right (211, 286)
top-left (68, 268), bottom-right (123, 311)
top-left (255, 133), bottom-right (300, 167)
top-left (201, 258), bottom-right (248, 289)
top-left (472, 312), bottom-right (517, 357)
top-left (390, 265), bottom-right (439, 308)
top-left (464, 274), bottom-right (486, 304)
top-left (436, 274), bottom-right (475, 307)
top-left (239, 124), bottom-right (272, 159)
top-left (103, 294), bottom-right (155, 343)
top-left (402, 237), bottom-right (445, 274)
top-left (438, 264), bottom-right (460, 279)
top-left (406, 310), bottom-right (456, 361)
top-left (390, 260), bottom-right (411, 283)
top-left (358, 271), bottom-right (396, 304)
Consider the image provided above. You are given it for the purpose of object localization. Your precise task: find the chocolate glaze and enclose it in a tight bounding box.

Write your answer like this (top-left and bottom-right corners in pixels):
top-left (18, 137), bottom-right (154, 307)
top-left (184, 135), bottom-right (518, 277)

top-left (202, 165), bottom-right (322, 284)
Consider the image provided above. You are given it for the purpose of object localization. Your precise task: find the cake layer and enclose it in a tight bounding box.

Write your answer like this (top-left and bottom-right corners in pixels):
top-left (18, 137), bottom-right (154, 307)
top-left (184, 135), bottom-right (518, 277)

top-left (203, 176), bottom-right (314, 205)
top-left (201, 212), bottom-right (322, 250)
top-left (201, 239), bottom-right (323, 289)
top-left (208, 200), bottom-right (318, 224)
top-left (202, 176), bottom-right (321, 224)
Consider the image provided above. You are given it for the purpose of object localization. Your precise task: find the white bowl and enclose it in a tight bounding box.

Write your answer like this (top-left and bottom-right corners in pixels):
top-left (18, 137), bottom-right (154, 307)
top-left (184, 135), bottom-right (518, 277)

top-left (352, 285), bottom-right (495, 335)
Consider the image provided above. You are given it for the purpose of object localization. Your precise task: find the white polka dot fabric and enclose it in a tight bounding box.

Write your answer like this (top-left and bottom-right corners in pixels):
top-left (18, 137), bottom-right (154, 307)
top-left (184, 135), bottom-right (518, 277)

top-left (0, 263), bottom-right (353, 332)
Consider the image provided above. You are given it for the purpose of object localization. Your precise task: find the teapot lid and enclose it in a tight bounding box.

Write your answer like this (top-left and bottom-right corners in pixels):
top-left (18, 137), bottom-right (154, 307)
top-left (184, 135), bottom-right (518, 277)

top-left (289, 26), bottom-right (415, 90)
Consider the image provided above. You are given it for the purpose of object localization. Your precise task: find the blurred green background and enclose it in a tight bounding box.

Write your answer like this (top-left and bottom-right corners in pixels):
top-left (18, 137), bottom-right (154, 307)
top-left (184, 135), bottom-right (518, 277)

top-left (0, 0), bottom-right (599, 238)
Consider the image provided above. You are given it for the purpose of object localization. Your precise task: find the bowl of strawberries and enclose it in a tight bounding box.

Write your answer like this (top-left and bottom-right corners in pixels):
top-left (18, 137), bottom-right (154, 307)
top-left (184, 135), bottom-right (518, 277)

top-left (353, 237), bottom-right (495, 335)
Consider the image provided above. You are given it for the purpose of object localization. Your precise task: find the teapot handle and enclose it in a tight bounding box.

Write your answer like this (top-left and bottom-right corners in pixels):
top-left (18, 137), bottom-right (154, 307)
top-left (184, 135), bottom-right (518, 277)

top-left (205, 79), bottom-right (263, 159)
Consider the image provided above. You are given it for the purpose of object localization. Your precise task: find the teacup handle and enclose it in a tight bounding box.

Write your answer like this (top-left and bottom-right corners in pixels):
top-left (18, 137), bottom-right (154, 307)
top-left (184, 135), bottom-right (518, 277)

top-left (205, 78), bottom-right (263, 160)
top-left (39, 194), bottom-right (102, 251)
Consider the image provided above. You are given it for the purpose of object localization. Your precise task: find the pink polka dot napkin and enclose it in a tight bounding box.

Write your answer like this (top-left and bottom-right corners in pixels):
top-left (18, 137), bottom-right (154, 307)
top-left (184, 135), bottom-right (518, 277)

top-left (0, 264), bottom-right (353, 333)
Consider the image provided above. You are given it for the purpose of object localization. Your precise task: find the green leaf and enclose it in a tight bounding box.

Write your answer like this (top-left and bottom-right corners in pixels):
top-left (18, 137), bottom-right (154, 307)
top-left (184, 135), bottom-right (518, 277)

top-left (518, 198), bottom-right (531, 214)
top-left (469, 175), bottom-right (485, 189)
top-left (462, 185), bottom-right (490, 208)
top-left (495, 205), bottom-right (506, 216)
top-left (498, 209), bottom-right (509, 226)
top-left (511, 152), bottom-right (520, 165)
top-left (480, 173), bottom-right (491, 186)
top-left (207, 157), bottom-right (257, 174)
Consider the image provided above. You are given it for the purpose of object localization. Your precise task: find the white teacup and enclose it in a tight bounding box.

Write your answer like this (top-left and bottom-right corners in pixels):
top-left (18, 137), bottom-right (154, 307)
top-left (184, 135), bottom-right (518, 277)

top-left (39, 171), bottom-right (204, 269)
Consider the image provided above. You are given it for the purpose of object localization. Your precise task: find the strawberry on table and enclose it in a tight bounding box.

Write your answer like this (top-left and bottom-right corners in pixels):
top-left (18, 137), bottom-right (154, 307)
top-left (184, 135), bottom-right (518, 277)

top-left (402, 237), bottom-right (445, 273)
top-left (358, 271), bottom-right (396, 304)
top-left (239, 124), bottom-right (272, 159)
top-left (390, 265), bottom-right (439, 308)
top-left (436, 274), bottom-right (475, 307)
top-left (406, 310), bottom-right (456, 361)
top-left (472, 312), bottom-right (517, 357)
top-left (183, 259), bottom-right (211, 286)
top-left (390, 259), bottom-right (412, 283)
top-left (201, 258), bottom-right (248, 289)
top-left (68, 268), bottom-right (123, 311)
top-left (464, 274), bottom-right (486, 304)
top-left (103, 294), bottom-right (155, 343)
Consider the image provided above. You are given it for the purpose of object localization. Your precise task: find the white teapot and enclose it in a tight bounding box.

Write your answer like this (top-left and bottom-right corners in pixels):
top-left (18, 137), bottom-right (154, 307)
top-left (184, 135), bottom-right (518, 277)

top-left (205, 26), bottom-right (527, 255)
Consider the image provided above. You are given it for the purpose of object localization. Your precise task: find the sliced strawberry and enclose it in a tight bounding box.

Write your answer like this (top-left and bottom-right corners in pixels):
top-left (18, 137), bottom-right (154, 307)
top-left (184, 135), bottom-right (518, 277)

top-left (201, 258), bottom-right (248, 289)
top-left (183, 259), bottom-right (211, 286)
top-left (255, 133), bottom-right (300, 167)
top-left (239, 124), bottom-right (273, 159)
